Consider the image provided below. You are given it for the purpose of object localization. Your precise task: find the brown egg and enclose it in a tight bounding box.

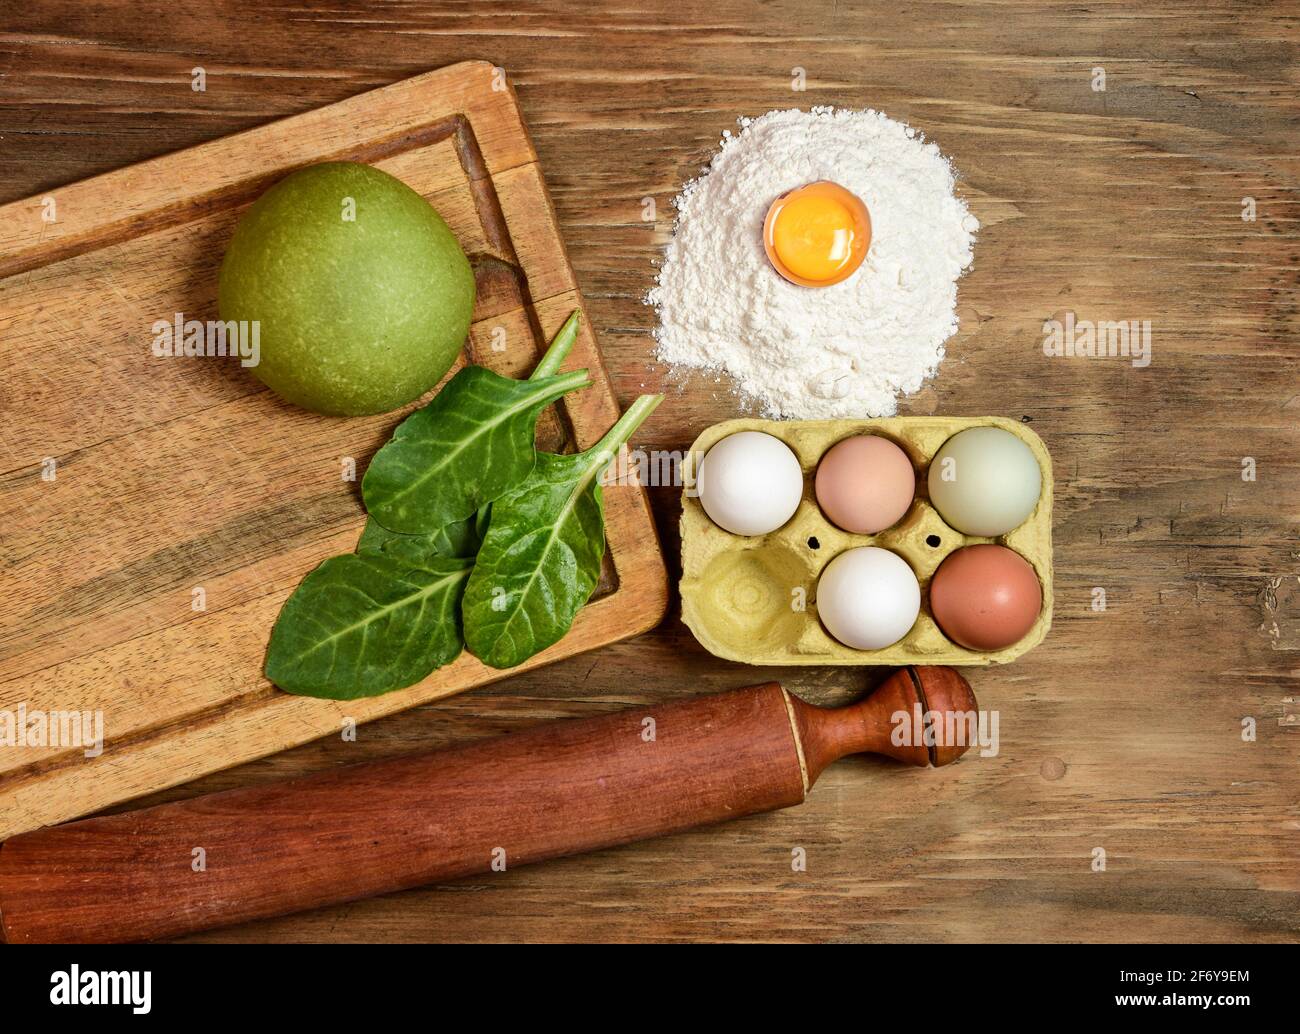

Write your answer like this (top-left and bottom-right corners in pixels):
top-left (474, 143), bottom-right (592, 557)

top-left (814, 434), bottom-right (915, 534)
top-left (929, 544), bottom-right (1042, 651)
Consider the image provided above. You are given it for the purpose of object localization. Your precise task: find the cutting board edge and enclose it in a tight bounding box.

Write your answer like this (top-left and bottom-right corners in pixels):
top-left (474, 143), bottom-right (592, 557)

top-left (0, 61), bottom-right (538, 279)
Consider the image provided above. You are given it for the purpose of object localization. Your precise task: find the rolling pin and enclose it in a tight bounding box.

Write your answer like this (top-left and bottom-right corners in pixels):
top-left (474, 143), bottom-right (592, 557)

top-left (0, 665), bottom-right (976, 943)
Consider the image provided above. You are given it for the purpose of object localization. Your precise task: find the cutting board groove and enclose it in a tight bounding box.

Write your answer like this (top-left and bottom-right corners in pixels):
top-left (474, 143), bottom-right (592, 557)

top-left (0, 62), bottom-right (668, 841)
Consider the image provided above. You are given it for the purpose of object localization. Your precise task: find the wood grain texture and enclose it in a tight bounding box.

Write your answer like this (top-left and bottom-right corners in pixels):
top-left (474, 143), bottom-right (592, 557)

top-left (1, 0), bottom-right (1297, 943)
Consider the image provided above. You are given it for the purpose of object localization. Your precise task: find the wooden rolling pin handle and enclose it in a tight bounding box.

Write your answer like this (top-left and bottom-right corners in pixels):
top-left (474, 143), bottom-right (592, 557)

top-left (0, 666), bottom-right (975, 943)
top-left (792, 663), bottom-right (977, 781)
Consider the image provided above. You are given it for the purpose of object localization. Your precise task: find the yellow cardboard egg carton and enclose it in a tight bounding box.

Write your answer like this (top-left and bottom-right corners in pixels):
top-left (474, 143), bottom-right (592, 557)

top-left (680, 416), bottom-right (1054, 666)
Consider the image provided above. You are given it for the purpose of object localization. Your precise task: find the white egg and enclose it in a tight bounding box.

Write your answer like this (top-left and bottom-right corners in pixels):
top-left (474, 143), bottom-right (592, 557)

top-left (696, 431), bottom-right (804, 536)
top-left (927, 426), bottom-right (1042, 537)
top-left (816, 547), bottom-right (920, 650)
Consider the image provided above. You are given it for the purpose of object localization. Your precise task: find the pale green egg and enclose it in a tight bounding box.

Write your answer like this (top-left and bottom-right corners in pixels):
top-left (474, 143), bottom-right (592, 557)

top-left (927, 427), bottom-right (1042, 536)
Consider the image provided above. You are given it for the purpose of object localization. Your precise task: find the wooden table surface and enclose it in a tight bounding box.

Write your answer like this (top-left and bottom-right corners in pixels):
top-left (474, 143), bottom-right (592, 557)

top-left (2, 0), bottom-right (1297, 943)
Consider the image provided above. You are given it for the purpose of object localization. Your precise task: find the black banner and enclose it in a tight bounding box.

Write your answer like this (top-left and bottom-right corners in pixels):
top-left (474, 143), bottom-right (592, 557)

top-left (1, 944), bottom-right (1285, 1020)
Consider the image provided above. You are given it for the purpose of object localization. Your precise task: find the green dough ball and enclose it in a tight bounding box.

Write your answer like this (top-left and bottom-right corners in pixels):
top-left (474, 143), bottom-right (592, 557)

top-left (218, 162), bottom-right (475, 416)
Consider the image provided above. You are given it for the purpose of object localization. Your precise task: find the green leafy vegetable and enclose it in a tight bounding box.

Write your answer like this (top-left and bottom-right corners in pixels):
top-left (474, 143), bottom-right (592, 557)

top-left (361, 312), bottom-right (588, 534)
top-left (357, 512), bottom-right (481, 563)
top-left (430, 514), bottom-right (484, 559)
top-left (462, 394), bottom-right (663, 669)
top-left (356, 516), bottom-right (414, 558)
top-left (361, 366), bottom-right (590, 534)
top-left (266, 310), bottom-right (614, 699)
top-left (266, 552), bottom-right (473, 699)
top-left (354, 312), bottom-right (583, 562)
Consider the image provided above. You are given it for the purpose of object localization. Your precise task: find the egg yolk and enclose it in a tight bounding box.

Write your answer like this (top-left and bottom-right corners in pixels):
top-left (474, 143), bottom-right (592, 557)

top-left (764, 182), bottom-right (871, 287)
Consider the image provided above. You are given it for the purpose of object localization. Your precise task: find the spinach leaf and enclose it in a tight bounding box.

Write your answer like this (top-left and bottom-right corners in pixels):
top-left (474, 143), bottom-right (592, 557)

top-left (462, 394), bottom-right (662, 669)
top-left (432, 514), bottom-right (483, 558)
top-left (265, 311), bottom-right (594, 700)
top-left (353, 522), bottom-right (403, 561)
top-left (265, 552), bottom-right (473, 699)
top-left (361, 312), bottom-right (588, 535)
top-left (361, 366), bottom-right (590, 534)
top-left (357, 512), bottom-right (482, 563)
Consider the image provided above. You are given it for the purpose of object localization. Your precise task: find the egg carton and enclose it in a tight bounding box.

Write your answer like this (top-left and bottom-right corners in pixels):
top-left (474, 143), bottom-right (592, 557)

top-left (680, 416), bottom-right (1054, 666)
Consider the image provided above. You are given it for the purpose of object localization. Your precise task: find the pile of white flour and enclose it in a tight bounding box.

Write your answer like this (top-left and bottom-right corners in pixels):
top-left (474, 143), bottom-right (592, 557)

top-left (649, 107), bottom-right (978, 418)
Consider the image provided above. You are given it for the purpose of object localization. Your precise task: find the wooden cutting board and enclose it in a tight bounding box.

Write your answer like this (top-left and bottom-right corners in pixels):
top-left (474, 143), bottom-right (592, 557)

top-left (0, 62), bottom-right (669, 842)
